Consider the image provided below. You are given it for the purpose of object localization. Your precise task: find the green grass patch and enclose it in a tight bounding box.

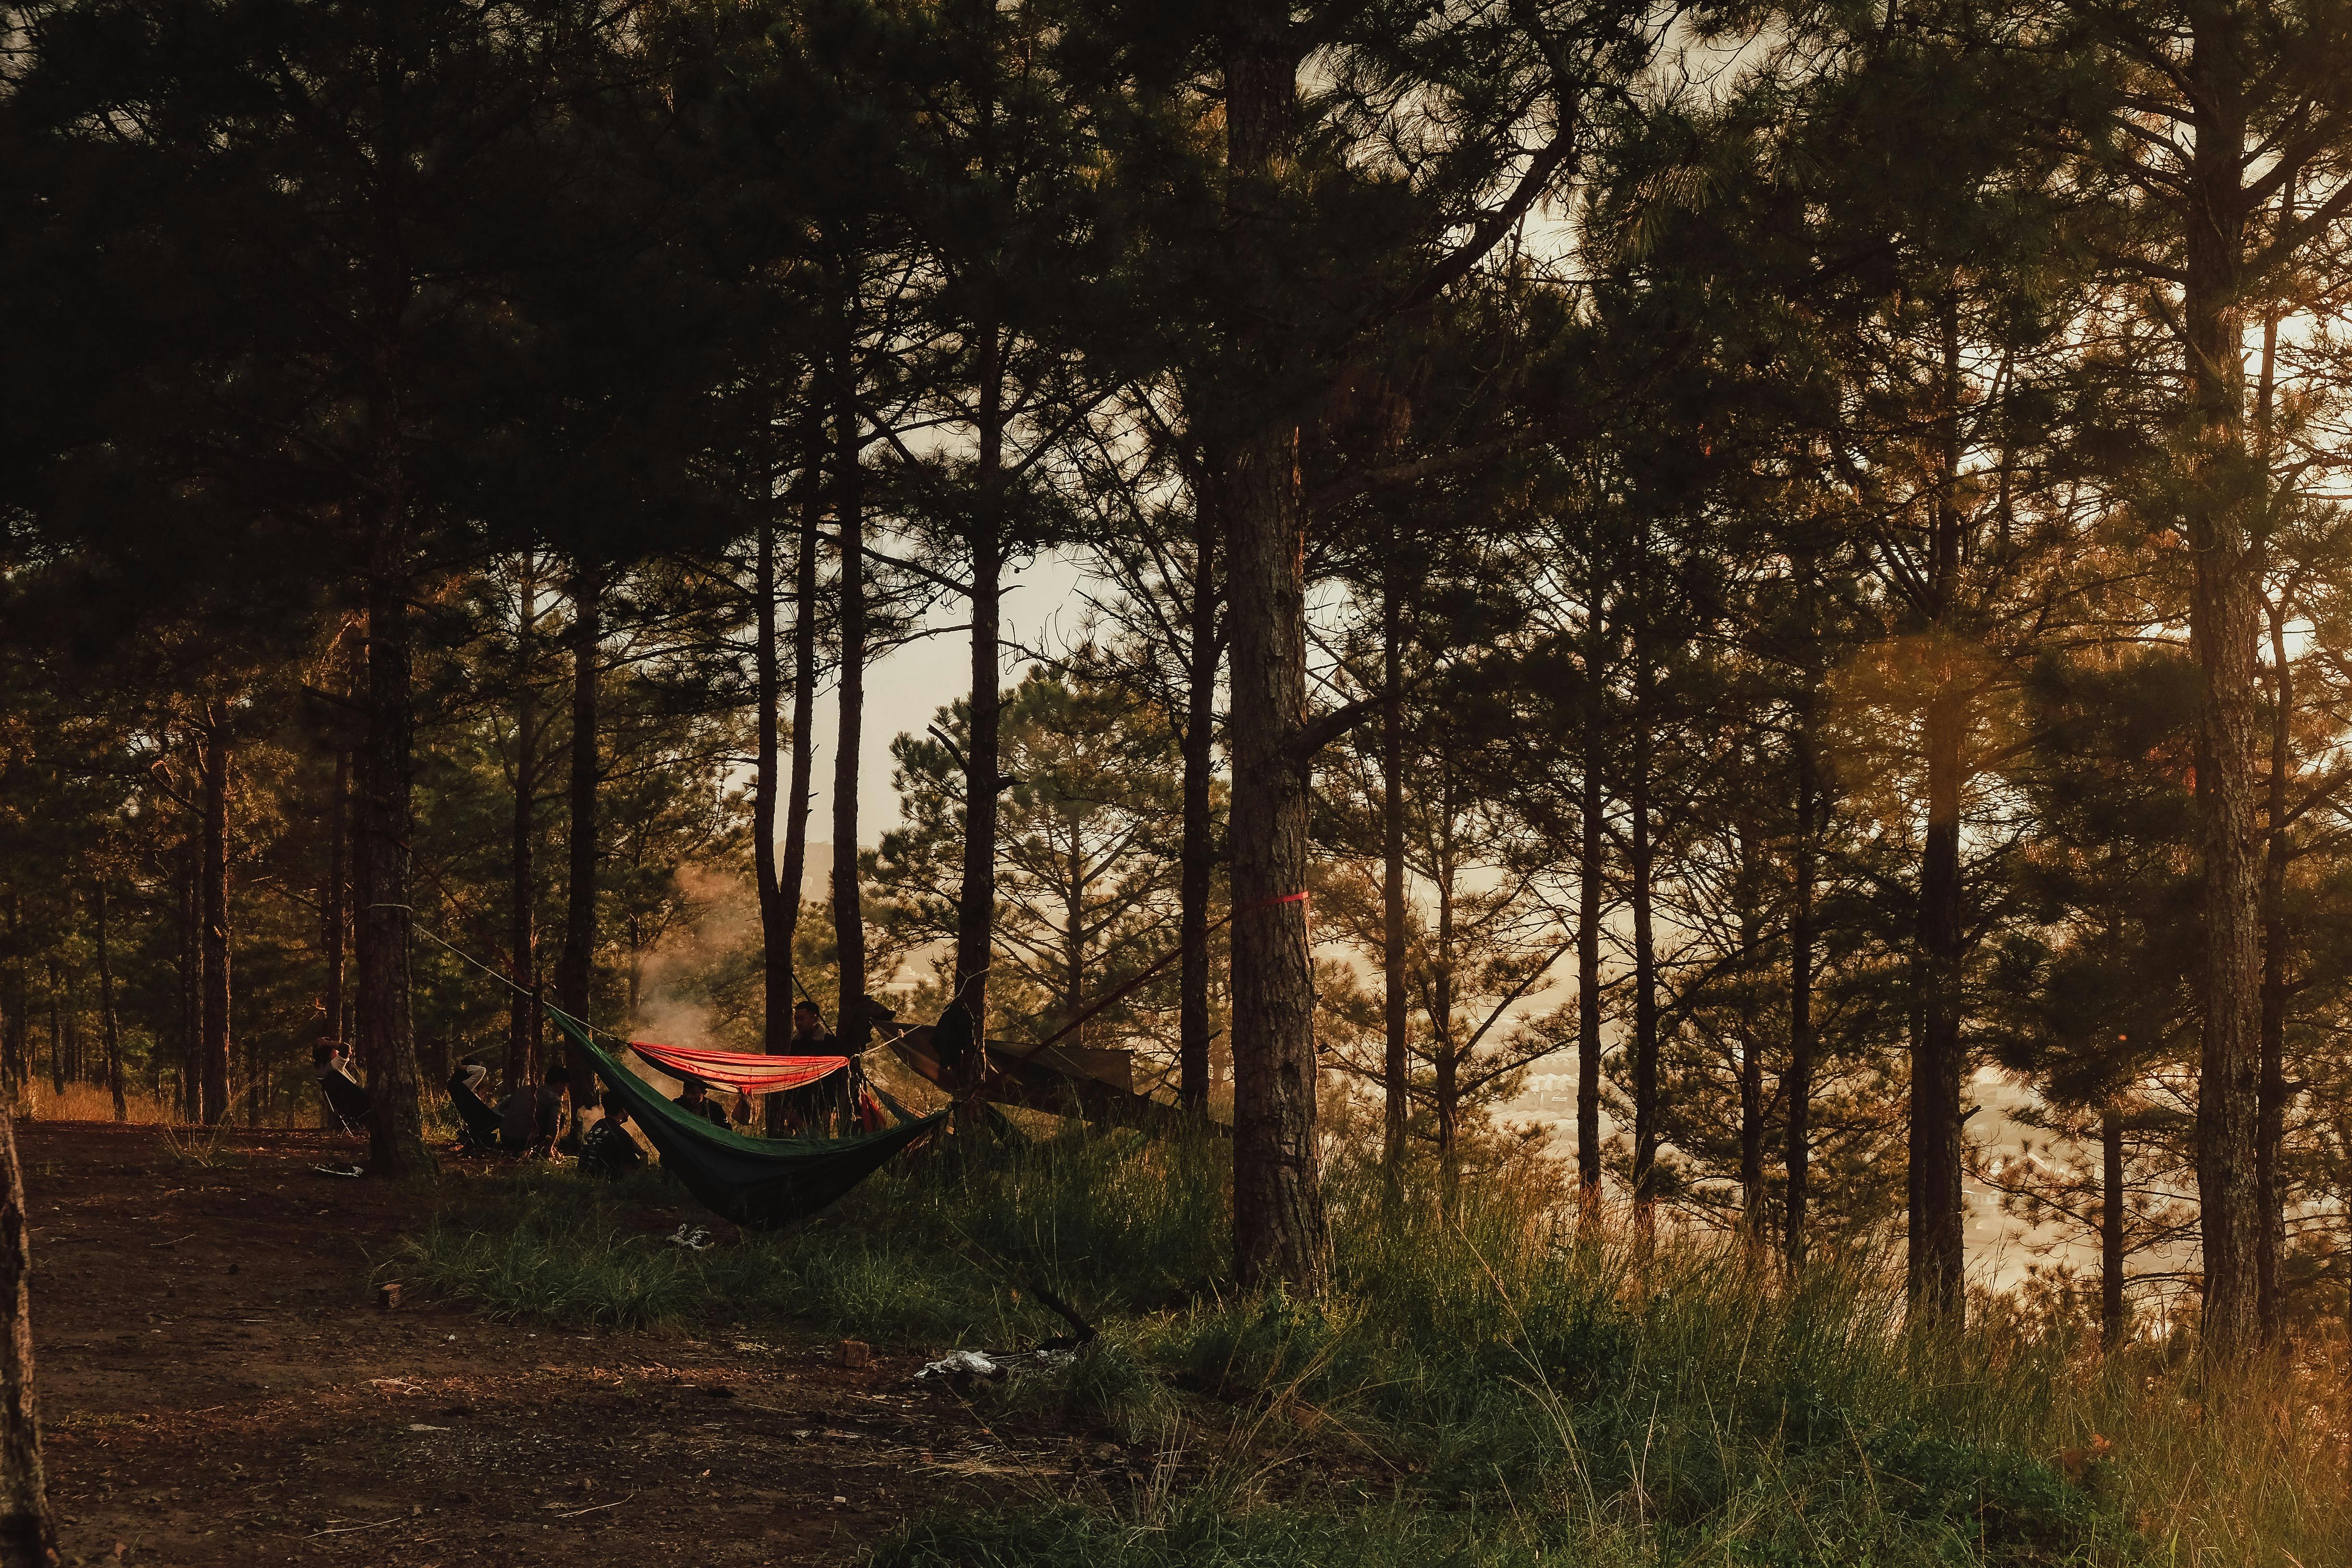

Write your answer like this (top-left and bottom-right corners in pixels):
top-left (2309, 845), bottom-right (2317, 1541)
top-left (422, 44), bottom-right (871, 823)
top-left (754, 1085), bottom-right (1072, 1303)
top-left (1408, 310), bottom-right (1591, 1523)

top-left (395, 1128), bottom-right (2352, 1567)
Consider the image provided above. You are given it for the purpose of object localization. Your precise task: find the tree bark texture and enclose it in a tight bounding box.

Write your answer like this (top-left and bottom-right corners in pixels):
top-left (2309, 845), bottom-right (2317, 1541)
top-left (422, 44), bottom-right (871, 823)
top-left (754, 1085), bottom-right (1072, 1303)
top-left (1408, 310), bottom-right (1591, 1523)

top-left (197, 707), bottom-right (233, 1126)
top-left (1910, 681), bottom-right (1968, 1316)
top-left (1629, 645), bottom-right (1659, 1232)
top-left (1432, 823), bottom-right (1458, 1176)
top-left (2257, 591), bottom-right (2290, 1343)
top-left (755, 521), bottom-right (791, 1055)
top-left (1213, 22), bottom-right (1330, 1288)
top-left (771, 435), bottom-right (825, 1136)
top-left (508, 559), bottom-right (540, 1095)
top-left (1221, 400), bottom-right (1329, 1289)
top-left (556, 564), bottom-right (603, 1115)
top-left (41, 973), bottom-right (57, 1102)
top-left (1381, 562), bottom-right (1409, 1173)
top-left (1736, 809), bottom-right (1764, 1236)
top-left (1787, 691), bottom-right (1818, 1272)
top-left (1219, 20), bottom-right (1329, 1290)
top-left (831, 312), bottom-right (871, 1055)
top-left (2184, 13), bottom-right (2263, 1359)
top-left (1, 898), bottom-right (24, 1121)
top-left (324, 731), bottom-right (348, 1131)
top-left (1178, 502), bottom-right (1220, 1115)
top-left (95, 882), bottom-right (123, 1123)
top-left (359, 535), bottom-right (427, 1176)
top-left (0, 1112), bottom-right (54, 1567)
top-left (177, 856), bottom-right (200, 1124)
top-left (2102, 1103), bottom-right (2128, 1347)
top-left (1576, 664), bottom-right (1606, 1220)
top-left (954, 322), bottom-right (1006, 1125)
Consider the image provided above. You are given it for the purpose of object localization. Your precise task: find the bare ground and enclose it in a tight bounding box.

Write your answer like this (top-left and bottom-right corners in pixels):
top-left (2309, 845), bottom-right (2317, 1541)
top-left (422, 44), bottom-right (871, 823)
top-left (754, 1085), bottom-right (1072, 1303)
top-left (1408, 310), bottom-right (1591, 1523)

top-left (24, 1121), bottom-right (1071, 1568)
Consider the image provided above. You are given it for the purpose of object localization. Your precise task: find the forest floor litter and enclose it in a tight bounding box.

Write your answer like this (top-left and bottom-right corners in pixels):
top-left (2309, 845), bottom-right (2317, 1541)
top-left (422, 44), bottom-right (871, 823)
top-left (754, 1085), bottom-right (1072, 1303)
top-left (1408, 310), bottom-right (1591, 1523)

top-left (24, 1121), bottom-right (1070, 1567)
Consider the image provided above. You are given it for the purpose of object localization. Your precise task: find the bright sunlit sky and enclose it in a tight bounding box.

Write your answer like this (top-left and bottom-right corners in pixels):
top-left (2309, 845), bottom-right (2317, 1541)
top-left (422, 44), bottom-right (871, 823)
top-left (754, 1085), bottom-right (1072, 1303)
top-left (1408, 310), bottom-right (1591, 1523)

top-left (801, 545), bottom-right (1095, 853)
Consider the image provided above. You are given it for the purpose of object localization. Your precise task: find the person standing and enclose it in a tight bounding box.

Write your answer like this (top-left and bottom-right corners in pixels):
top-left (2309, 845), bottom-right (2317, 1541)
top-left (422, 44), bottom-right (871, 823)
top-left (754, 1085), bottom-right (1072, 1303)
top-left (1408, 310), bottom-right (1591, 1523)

top-left (780, 1003), bottom-right (846, 1135)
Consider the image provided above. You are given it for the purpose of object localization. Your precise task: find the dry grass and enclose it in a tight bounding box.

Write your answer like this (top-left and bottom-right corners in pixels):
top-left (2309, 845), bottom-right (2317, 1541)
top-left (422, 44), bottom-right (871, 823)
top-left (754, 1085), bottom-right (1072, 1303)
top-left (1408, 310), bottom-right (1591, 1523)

top-left (30, 1081), bottom-right (182, 1125)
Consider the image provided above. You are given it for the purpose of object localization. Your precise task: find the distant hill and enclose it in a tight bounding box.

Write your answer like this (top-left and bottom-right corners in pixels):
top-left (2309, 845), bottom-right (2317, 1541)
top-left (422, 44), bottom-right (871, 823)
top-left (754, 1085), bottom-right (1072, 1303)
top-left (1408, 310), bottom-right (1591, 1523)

top-left (799, 842), bottom-right (832, 906)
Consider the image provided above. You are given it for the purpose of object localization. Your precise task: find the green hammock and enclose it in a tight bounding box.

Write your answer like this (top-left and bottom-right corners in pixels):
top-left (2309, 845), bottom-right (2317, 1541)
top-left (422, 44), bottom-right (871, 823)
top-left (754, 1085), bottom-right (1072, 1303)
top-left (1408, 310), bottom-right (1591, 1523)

top-left (552, 1015), bottom-right (945, 1230)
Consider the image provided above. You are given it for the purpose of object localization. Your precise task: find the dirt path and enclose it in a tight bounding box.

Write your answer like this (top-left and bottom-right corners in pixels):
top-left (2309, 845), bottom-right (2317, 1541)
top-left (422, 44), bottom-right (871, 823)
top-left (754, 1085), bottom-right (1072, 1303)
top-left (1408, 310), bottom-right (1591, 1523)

top-left (25, 1121), bottom-right (1046, 1568)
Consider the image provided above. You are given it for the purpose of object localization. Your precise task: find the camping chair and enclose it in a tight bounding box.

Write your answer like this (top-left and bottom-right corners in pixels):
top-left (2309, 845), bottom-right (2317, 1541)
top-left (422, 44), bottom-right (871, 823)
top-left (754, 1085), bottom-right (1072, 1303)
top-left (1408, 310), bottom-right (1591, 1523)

top-left (446, 1065), bottom-right (502, 1155)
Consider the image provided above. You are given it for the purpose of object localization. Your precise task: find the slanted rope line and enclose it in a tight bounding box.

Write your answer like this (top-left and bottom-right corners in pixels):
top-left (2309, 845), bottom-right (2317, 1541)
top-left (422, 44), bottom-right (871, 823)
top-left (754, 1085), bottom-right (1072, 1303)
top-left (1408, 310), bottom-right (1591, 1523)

top-left (381, 908), bottom-right (630, 1046)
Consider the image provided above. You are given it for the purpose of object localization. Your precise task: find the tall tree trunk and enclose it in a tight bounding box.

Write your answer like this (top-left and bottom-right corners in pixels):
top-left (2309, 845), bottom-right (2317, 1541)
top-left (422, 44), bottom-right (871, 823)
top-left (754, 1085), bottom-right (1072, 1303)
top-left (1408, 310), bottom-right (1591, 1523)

top-left (1787, 686), bottom-right (1818, 1272)
top-left (2257, 590), bottom-right (2290, 1344)
top-left (1216, 276), bottom-right (1329, 1286)
top-left (1736, 807), bottom-right (1764, 1240)
top-left (2183, 12), bottom-right (2262, 1360)
top-left (1576, 656), bottom-right (1606, 1223)
top-left (1177, 502), bottom-right (1219, 1115)
top-left (359, 535), bottom-right (428, 1176)
top-left (507, 558), bottom-right (540, 1096)
top-left (1432, 833), bottom-right (1458, 1185)
top-left (0, 1110), bottom-right (55, 1567)
top-left (555, 564), bottom-right (603, 1121)
top-left (323, 731), bottom-right (348, 1133)
top-left (1212, 2), bottom-right (1346, 1286)
top-left (954, 321), bottom-right (1007, 1126)
top-left (2101, 1102), bottom-right (2128, 1347)
top-left (1381, 560), bottom-right (1409, 1176)
top-left (1, 898), bottom-right (22, 1121)
top-left (95, 881), bottom-right (123, 1123)
top-left (1911, 681), bottom-right (1968, 1316)
top-left (177, 852), bottom-right (200, 1124)
top-left (755, 516), bottom-right (791, 1055)
top-left (57, 961), bottom-right (73, 1091)
top-left (41, 969), bottom-right (57, 1103)
top-left (1221, 22), bottom-right (1328, 1291)
top-left (1629, 642), bottom-right (1659, 1236)
top-left (831, 307), bottom-right (872, 1057)
top-left (1062, 816), bottom-right (1088, 1039)
top-left (1909, 299), bottom-right (1969, 1318)
top-left (771, 435), bottom-right (825, 1137)
top-left (197, 707), bottom-right (233, 1126)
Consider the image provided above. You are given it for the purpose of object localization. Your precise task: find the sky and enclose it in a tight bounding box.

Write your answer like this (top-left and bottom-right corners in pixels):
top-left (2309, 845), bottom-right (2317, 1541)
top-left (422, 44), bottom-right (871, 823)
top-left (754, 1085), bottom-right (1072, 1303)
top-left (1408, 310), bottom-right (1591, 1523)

top-left (803, 546), bottom-right (1095, 847)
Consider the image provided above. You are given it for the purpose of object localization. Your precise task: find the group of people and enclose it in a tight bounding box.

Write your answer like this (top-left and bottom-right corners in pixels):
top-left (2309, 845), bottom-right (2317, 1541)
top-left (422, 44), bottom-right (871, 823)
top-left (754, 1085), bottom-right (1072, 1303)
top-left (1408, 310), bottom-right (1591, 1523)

top-left (446, 1060), bottom-right (649, 1176)
top-left (314, 997), bottom-right (867, 1175)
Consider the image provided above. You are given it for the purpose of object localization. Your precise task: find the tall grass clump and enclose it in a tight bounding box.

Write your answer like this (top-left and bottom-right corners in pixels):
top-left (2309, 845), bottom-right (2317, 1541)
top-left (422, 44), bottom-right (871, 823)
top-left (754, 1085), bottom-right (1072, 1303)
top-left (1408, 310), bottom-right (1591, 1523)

top-left (747, 1120), bottom-right (1231, 1335)
top-left (402, 1123), bottom-right (1229, 1339)
top-left (395, 1167), bottom-right (701, 1327)
top-left (400, 1127), bottom-right (2352, 1565)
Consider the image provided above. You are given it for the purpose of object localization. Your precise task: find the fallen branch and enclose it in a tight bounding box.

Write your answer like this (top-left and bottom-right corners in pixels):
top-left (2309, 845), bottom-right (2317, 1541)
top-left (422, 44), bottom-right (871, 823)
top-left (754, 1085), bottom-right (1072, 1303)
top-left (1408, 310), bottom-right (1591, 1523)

top-left (559, 1493), bottom-right (634, 1519)
top-left (306, 1515), bottom-right (405, 1538)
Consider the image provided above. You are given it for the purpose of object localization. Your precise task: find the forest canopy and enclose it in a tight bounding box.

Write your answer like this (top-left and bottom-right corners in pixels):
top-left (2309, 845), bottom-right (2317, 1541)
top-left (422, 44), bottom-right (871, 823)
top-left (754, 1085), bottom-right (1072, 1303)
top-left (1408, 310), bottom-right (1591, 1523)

top-left (2, 0), bottom-right (2352, 1373)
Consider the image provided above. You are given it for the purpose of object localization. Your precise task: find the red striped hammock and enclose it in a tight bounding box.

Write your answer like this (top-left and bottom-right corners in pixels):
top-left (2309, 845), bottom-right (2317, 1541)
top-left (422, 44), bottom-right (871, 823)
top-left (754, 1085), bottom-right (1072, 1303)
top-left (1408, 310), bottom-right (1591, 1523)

top-left (628, 1040), bottom-right (847, 1094)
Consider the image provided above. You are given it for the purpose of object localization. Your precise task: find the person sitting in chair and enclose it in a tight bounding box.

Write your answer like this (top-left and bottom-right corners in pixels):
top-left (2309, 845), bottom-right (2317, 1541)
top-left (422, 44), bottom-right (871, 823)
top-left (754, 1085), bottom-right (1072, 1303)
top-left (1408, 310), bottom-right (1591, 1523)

top-left (446, 1063), bottom-right (502, 1154)
top-left (578, 1096), bottom-right (646, 1177)
top-left (314, 1042), bottom-right (372, 1134)
top-left (674, 1076), bottom-right (729, 1129)
top-left (499, 1064), bottom-right (568, 1157)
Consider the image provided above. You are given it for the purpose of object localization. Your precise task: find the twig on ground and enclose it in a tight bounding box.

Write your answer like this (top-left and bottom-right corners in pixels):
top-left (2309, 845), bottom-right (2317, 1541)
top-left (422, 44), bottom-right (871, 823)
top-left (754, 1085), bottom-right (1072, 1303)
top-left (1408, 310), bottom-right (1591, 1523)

top-left (306, 1516), bottom-right (405, 1538)
top-left (559, 1494), bottom-right (634, 1518)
